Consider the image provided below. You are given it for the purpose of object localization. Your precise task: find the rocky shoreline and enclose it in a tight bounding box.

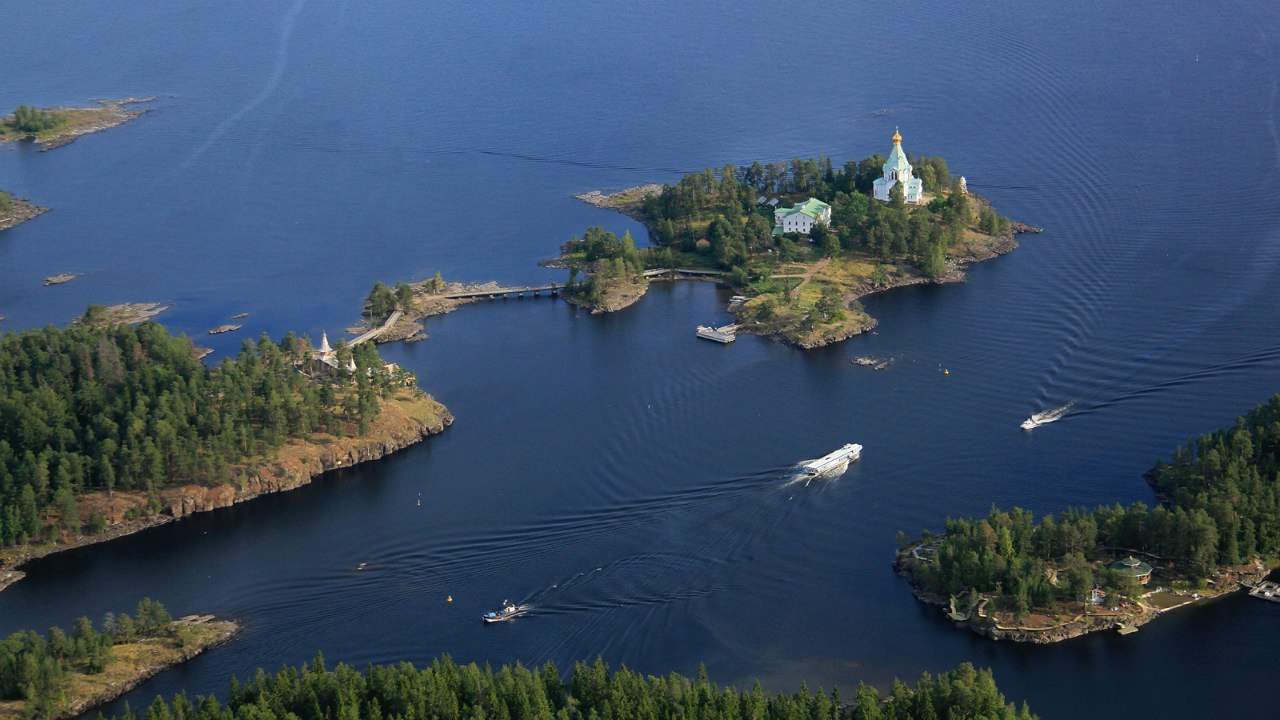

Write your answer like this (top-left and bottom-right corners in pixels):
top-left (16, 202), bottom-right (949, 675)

top-left (0, 392), bottom-right (452, 594)
top-left (575, 184), bottom-right (1042, 350)
top-left (0, 616), bottom-right (240, 720)
top-left (0, 194), bottom-right (50, 233)
top-left (1, 98), bottom-right (154, 151)
top-left (892, 548), bottom-right (1269, 644)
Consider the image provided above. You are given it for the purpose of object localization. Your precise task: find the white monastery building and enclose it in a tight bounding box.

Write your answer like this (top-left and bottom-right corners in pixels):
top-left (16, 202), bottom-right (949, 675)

top-left (873, 128), bottom-right (924, 204)
top-left (772, 198), bottom-right (832, 237)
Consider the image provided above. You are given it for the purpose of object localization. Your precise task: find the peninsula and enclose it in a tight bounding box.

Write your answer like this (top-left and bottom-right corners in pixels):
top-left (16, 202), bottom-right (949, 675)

top-left (0, 191), bottom-right (48, 234)
top-left (0, 599), bottom-right (237, 720)
top-left (573, 131), bottom-right (1040, 347)
top-left (894, 393), bottom-right (1280, 643)
top-left (0, 98), bottom-right (152, 151)
top-left (0, 317), bottom-right (452, 593)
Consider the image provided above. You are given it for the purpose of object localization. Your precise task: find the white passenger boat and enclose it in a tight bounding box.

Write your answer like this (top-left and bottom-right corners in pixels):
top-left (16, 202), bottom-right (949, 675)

top-left (800, 443), bottom-right (862, 477)
top-left (482, 601), bottom-right (531, 623)
top-left (1021, 402), bottom-right (1074, 430)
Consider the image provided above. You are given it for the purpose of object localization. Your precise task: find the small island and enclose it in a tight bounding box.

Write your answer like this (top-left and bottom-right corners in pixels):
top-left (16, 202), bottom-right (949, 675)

top-left (573, 129), bottom-right (1040, 347)
top-left (0, 599), bottom-right (237, 720)
top-left (0, 315), bottom-right (452, 592)
top-left (894, 394), bottom-right (1280, 642)
top-left (0, 99), bottom-right (152, 151)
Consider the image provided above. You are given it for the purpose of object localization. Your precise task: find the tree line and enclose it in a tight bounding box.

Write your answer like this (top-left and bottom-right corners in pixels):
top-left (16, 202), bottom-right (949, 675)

top-left (0, 319), bottom-right (405, 547)
top-left (109, 655), bottom-right (1034, 720)
top-left (4, 105), bottom-right (63, 135)
top-left (0, 598), bottom-right (173, 718)
top-left (905, 393), bottom-right (1280, 611)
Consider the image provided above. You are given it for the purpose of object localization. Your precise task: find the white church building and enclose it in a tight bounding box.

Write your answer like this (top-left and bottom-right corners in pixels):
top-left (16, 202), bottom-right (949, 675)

top-left (873, 128), bottom-right (924, 204)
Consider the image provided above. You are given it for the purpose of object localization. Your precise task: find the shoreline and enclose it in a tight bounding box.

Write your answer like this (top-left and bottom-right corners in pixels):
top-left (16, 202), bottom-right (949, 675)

top-left (0, 616), bottom-right (240, 720)
top-left (0, 391), bottom-right (452, 594)
top-left (0, 97), bottom-right (154, 151)
top-left (577, 184), bottom-right (1040, 349)
top-left (893, 545), bottom-right (1271, 644)
top-left (0, 194), bottom-right (50, 234)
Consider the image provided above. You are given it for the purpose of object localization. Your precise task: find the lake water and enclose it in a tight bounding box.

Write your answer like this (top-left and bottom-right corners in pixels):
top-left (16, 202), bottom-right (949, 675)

top-left (2, 2), bottom-right (1280, 718)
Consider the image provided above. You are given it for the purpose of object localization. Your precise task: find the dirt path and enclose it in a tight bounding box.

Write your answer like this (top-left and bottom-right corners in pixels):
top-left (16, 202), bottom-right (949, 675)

top-left (772, 258), bottom-right (831, 298)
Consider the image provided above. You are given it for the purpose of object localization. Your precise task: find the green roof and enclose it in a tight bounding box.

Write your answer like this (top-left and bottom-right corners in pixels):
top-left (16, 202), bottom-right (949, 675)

top-left (884, 142), bottom-right (912, 174)
top-left (777, 198), bottom-right (830, 220)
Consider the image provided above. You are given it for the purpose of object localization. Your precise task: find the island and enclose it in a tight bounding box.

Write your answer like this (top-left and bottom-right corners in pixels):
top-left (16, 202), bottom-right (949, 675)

top-left (572, 130), bottom-right (1040, 347)
top-left (0, 99), bottom-right (152, 151)
top-left (0, 99), bottom-right (152, 235)
top-left (109, 655), bottom-right (1038, 720)
top-left (0, 315), bottom-right (452, 592)
top-left (894, 394), bottom-right (1280, 642)
top-left (0, 599), bottom-right (237, 720)
top-left (360, 132), bottom-right (1039, 350)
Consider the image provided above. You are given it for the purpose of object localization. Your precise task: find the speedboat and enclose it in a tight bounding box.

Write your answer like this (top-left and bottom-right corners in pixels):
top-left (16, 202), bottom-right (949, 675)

top-left (1021, 402), bottom-right (1074, 430)
top-left (800, 443), bottom-right (862, 477)
top-left (482, 601), bottom-right (531, 623)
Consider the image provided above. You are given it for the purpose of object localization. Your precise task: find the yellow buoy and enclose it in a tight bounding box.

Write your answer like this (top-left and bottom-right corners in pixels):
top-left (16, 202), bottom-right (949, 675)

top-left (943, 368), bottom-right (950, 376)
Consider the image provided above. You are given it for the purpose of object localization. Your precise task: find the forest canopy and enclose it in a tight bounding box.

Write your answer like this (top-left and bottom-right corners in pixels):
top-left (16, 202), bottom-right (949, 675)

top-left (0, 319), bottom-right (407, 547)
top-left (109, 655), bottom-right (1035, 720)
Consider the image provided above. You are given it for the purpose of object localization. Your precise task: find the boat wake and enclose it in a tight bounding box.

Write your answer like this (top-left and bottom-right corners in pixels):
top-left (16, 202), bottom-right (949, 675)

top-left (1020, 401), bottom-right (1075, 430)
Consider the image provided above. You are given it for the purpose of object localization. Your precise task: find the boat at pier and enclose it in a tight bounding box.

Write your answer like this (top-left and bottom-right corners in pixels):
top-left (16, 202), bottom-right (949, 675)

top-left (696, 324), bottom-right (738, 343)
top-left (482, 601), bottom-right (531, 623)
top-left (1021, 402), bottom-right (1074, 430)
top-left (800, 443), bottom-right (862, 477)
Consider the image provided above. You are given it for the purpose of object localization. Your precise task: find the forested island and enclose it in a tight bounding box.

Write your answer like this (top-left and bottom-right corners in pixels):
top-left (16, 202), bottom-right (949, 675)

top-left (0, 317), bottom-right (452, 591)
top-left (105, 655), bottom-right (1036, 720)
top-left (0, 599), bottom-right (237, 720)
top-left (895, 395), bottom-right (1280, 642)
top-left (572, 148), bottom-right (1038, 347)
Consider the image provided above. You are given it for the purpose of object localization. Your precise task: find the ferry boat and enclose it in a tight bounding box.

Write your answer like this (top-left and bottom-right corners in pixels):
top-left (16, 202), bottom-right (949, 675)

top-left (482, 601), bottom-right (531, 623)
top-left (696, 324), bottom-right (737, 343)
top-left (1021, 402), bottom-right (1074, 430)
top-left (800, 443), bottom-right (862, 477)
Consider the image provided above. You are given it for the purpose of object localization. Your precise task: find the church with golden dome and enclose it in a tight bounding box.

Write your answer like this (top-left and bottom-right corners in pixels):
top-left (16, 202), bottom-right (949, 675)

top-left (873, 128), bottom-right (924, 204)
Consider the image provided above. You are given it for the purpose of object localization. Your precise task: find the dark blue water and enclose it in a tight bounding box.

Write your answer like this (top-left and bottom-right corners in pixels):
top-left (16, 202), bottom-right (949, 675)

top-left (3, 2), bottom-right (1280, 718)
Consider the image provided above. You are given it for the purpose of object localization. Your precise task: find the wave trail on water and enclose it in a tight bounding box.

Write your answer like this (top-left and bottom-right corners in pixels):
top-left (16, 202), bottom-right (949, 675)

top-left (180, 0), bottom-right (309, 168)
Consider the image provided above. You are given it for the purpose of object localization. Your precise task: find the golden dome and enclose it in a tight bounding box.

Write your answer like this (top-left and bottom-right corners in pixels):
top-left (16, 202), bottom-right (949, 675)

top-left (892, 127), bottom-right (902, 144)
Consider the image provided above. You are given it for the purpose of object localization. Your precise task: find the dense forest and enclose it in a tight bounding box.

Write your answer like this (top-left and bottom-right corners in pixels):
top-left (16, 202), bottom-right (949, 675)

top-left (0, 598), bottom-right (173, 718)
top-left (0, 320), bottom-right (404, 547)
top-left (638, 155), bottom-right (1007, 282)
top-left (110, 656), bottom-right (1035, 720)
top-left (905, 394), bottom-right (1280, 610)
